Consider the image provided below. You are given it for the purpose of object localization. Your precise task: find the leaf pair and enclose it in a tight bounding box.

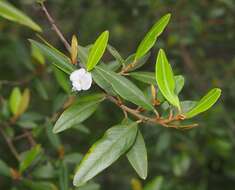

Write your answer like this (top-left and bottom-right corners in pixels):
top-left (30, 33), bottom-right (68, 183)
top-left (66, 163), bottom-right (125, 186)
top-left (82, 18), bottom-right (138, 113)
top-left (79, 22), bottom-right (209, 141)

top-left (155, 49), bottom-right (222, 118)
top-left (73, 123), bottom-right (138, 187)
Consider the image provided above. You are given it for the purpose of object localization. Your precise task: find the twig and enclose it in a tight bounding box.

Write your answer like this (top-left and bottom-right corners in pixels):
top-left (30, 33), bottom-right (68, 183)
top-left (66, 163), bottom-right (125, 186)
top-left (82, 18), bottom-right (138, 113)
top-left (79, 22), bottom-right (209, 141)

top-left (0, 127), bottom-right (20, 161)
top-left (40, 2), bottom-right (71, 51)
top-left (106, 95), bottom-right (186, 128)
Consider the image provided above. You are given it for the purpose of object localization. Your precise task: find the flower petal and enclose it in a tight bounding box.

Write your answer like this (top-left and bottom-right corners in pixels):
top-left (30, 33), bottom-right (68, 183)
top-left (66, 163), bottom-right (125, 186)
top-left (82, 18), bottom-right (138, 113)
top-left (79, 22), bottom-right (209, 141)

top-left (81, 72), bottom-right (92, 90)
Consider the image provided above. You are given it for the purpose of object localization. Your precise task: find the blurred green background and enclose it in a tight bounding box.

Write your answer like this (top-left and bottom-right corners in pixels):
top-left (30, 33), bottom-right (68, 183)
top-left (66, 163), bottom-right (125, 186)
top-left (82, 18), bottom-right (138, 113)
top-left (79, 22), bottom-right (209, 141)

top-left (0, 0), bottom-right (235, 190)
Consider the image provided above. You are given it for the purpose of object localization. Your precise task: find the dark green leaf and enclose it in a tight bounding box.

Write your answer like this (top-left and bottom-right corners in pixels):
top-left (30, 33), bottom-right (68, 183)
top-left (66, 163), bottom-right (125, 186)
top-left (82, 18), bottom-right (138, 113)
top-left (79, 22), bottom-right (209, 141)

top-left (22, 179), bottom-right (57, 190)
top-left (32, 162), bottom-right (55, 179)
top-left (95, 66), bottom-right (153, 110)
top-left (53, 94), bottom-right (104, 133)
top-left (53, 66), bottom-right (71, 93)
top-left (0, 1), bottom-right (42, 32)
top-left (59, 162), bottom-right (69, 190)
top-left (0, 159), bottom-right (11, 177)
top-left (73, 123), bottom-right (138, 187)
top-left (92, 67), bottom-right (117, 96)
top-left (29, 40), bottom-right (75, 74)
top-left (129, 72), bottom-right (157, 85)
top-left (124, 53), bottom-right (150, 71)
top-left (107, 44), bottom-right (124, 66)
top-left (127, 130), bottom-right (148, 179)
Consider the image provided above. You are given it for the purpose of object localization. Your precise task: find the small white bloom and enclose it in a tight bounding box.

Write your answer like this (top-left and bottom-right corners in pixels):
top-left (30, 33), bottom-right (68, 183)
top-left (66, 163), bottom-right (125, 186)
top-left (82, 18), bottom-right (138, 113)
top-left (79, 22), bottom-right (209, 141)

top-left (70, 68), bottom-right (92, 92)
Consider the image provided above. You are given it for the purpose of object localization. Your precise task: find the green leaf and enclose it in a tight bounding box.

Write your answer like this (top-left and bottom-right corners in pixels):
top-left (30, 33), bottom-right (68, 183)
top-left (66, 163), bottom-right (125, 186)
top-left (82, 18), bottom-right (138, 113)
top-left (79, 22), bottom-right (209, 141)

top-left (95, 66), bottom-right (153, 110)
top-left (31, 44), bottom-right (45, 65)
top-left (129, 72), bottom-right (157, 85)
top-left (59, 162), bottom-right (69, 190)
top-left (155, 49), bottom-right (180, 110)
top-left (32, 162), bottom-right (55, 179)
top-left (64, 153), bottom-right (83, 164)
top-left (92, 66), bottom-right (117, 96)
top-left (19, 145), bottom-right (41, 173)
top-left (78, 45), bottom-right (90, 65)
top-left (22, 179), bottom-right (57, 190)
top-left (181, 101), bottom-right (197, 113)
top-left (87, 31), bottom-right (109, 71)
top-left (46, 122), bottom-right (62, 150)
top-left (127, 130), bottom-right (148, 179)
top-left (135, 14), bottom-right (171, 60)
top-left (107, 44), bottom-right (124, 66)
top-left (29, 40), bottom-right (75, 74)
top-left (144, 176), bottom-right (163, 190)
top-left (53, 94), bottom-right (104, 133)
top-left (9, 87), bottom-right (21, 115)
top-left (129, 72), bottom-right (183, 93)
top-left (124, 53), bottom-right (150, 72)
top-left (0, 159), bottom-right (11, 177)
top-left (16, 88), bottom-right (30, 116)
top-left (52, 66), bottom-right (71, 93)
top-left (174, 75), bottom-right (185, 94)
top-left (0, 1), bottom-right (42, 32)
top-left (185, 88), bottom-right (221, 118)
top-left (73, 123), bottom-right (138, 187)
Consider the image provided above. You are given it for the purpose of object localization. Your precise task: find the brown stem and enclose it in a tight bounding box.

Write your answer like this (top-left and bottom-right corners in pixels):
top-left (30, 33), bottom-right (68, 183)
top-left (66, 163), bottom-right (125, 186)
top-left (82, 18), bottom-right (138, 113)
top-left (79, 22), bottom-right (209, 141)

top-left (22, 129), bottom-right (36, 147)
top-left (0, 127), bottom-right (20, 161)
top-left (106, 95), bottom-right (185, 128)
top-left (40, 2), bottom-right (70, 51)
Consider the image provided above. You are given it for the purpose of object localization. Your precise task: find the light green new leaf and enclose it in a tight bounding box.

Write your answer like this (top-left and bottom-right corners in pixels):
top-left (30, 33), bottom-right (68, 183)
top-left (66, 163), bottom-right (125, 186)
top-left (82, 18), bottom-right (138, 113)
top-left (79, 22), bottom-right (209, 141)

top-left (16, 88), bottom-right (30, 116)
top-left (53, 94), bottom-right (104, 133)
top-left (0, 1), bottom-right (42, 32)
top-left (185, 88), bottom-right (221, 118)
top-left (0, 159), bottom-right (11, 177)
top-left (19, 145), bottom-right (41, 173)
top-left (87, 31), bottom-right (109, 71)
top-left (73, 123), bottom-right (138, 187)
top-left (29, 40), bottom-right (75, 74)
top-left (127, 130), bottom-right (148, 179)
top-left (144, 176), bottom-right (163, 190)
top-left (9, 87), bottom-right (21, 115)
top-left (135, 14), bottom-right (171, 60)
top-left (155, 49), bottom-right (180, 110)
top-left (95, 66), bottom-right (153, 110)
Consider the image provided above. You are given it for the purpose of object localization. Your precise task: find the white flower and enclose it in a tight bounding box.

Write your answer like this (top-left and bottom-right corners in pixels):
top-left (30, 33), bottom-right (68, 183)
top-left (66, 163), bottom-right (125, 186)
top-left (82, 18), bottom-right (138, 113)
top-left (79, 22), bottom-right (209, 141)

top-left (70, 68), bottom-right (92, 92)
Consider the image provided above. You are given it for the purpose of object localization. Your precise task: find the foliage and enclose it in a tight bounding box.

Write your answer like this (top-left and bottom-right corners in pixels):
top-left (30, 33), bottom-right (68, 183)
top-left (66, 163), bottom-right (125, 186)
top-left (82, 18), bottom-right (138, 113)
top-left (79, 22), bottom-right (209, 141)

top-left (0, 0), bottom-right (234, 190)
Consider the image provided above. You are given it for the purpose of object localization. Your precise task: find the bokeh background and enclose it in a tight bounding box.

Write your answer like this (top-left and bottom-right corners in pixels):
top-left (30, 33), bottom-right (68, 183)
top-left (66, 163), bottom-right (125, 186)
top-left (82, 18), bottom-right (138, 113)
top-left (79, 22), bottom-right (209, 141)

top-left (0, 0), bottom-right (235, 190)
